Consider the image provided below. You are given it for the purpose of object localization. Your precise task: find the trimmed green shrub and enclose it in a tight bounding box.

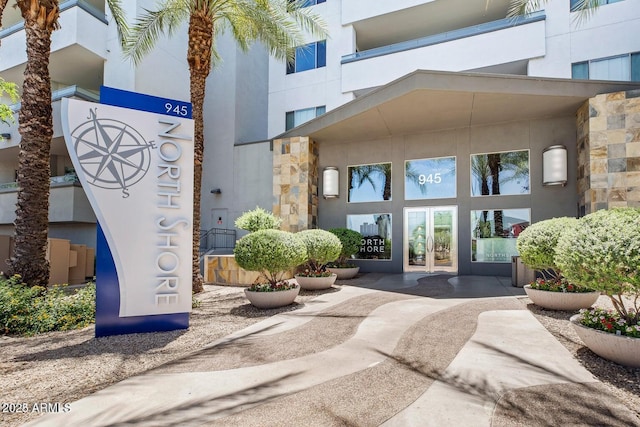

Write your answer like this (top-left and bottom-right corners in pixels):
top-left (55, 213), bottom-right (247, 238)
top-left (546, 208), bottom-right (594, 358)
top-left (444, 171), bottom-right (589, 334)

top-left (234, 207), bottom-right (282, 232)
top-left (297, 229), bottom-right (342, 272)
top-left (516, 217), bottom-right (578, 276)
top-left (0, 275), bottom-right (96, 336)
top-left (328, 228), bottom-right (362, 266)
top-left (555, 208), bottom-right (640, 324)
top-left (234, 229), bottom-right (307, 287)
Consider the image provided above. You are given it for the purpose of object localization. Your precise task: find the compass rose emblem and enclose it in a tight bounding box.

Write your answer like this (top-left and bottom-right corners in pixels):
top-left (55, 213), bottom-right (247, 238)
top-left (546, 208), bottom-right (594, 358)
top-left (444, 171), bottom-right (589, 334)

top-left (70, 108), bottom-right (155, 197)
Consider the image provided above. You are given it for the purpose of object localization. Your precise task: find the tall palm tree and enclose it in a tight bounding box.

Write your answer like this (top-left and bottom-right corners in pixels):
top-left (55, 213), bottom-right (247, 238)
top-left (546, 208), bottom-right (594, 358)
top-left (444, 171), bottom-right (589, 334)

top-left (116, 0), bottom-right (326, 292)
top-left (0, 0), bottom-right (60, 286)
top-left (0, 1), bottom-right (127, 287)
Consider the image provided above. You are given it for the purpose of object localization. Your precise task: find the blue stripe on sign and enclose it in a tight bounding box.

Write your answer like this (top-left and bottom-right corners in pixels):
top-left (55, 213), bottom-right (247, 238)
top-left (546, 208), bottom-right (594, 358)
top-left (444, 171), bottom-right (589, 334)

top-left (95, 222), bottom-right (189, 337)
top-left (100, 86), bottom-right (192, 119)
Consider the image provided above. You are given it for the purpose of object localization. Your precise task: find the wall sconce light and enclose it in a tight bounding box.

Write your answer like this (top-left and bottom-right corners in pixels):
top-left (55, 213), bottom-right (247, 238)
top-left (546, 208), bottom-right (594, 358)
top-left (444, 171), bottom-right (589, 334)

top-left (322, 167), bottom-right (339, 199)
top-left (0, 133), bottom-right (11, 140)
top-left (542, 145), bottom-right (567, 187)
top-left (210, 188), bottom-right (222, 194)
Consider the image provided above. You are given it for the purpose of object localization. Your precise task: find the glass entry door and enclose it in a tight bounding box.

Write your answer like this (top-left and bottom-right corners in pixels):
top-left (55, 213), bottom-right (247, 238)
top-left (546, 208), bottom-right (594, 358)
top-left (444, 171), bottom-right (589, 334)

top-left (404, 206), bottom-right (457, 273)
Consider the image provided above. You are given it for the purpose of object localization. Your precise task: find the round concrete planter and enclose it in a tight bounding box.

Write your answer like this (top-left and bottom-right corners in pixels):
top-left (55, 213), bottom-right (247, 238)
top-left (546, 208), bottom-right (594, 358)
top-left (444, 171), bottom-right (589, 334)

top-left (244, 286), bottom-right (300, 309)
top-left (524, 285), bottom-right (600, 311)
top-left (294, 273), bottom-right (337, 290)
top-left (326, 266), bottom-right (360, 280)
top-left (570, 314), bottom-right (640, 368)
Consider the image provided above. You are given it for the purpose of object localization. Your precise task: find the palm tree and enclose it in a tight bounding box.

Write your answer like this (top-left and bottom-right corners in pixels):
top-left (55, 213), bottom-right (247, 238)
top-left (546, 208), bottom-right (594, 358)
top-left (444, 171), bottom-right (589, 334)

top-left (115, 0), bottom-right (326, 292)
top-left (0, 1), bottom-right (128, 287)
top-left (349, 163), bottom-right (392, 201)
top-left (0, 1), bottom-right (60, 286)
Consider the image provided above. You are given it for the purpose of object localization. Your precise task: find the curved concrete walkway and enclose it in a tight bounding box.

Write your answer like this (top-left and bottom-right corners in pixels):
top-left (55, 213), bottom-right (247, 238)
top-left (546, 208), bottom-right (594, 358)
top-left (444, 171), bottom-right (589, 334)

top-left (24, 274), bottom-right (640, 426)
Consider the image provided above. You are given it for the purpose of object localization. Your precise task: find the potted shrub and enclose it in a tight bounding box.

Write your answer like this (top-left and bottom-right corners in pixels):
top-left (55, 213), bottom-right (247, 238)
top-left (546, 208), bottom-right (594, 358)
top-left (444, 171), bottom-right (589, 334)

top-left (326, 228), bottom-right (363, 279)
top-left (516, 217), bottom-right (600, 311)
top-left (235, 206), bottom-right (282, 232)
top-left (295, 229), bottom-right (342, 290)
top-left (233, 229), bottom-right (307, 309)
top-left (555, 208), bottom-right (640, 368)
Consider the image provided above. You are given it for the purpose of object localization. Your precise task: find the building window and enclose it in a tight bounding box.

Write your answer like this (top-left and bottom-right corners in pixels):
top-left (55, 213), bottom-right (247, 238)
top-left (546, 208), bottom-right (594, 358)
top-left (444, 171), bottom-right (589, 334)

top-left (347, 214), bottom-right (392, 260)
top-left (471, 209), bottom-right (530, 263)
top-left (348, 162), bottom-right (392, 202)
top-left (405, 156), bottom-right (456, 200)
top-left (572, 52), bottom-right (640, 82)
top-left (570, 0), bottom-right (624, 12)
top-left (286, 40), bottom-right (326, 74)
top-left (470, 150), bottom-right (530, 197)
top-left (285, 106), bottom-right (326, 131)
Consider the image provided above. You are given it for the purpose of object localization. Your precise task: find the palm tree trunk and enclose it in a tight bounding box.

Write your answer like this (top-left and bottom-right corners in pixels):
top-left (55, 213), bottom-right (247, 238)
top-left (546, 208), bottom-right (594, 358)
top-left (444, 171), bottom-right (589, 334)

top-left (10, 0), bottom-right (59, 286)
top-left (188, 10), bottom-right (213, 294)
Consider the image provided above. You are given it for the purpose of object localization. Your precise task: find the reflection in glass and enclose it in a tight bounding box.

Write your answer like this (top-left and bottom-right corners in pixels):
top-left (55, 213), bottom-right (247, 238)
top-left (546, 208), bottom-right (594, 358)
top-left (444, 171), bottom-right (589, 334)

top-left (348, 163), bottom-right (392, 202)
top-left (405, 157), bottom-right (456, 200)
top-left (471, 150), bottom-right (529, 196)
top-left (471, 209), bottom-right (530, 263)
top-left (347, 214), bottom-right (392, 260)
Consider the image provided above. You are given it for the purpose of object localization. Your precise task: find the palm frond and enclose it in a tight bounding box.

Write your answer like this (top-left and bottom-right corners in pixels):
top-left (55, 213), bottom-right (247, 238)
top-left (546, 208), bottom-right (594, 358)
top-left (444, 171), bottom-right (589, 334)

top-left (124, 1), bottom-right (190, 65)
top-left (105, 0), bottom-right (130, 48)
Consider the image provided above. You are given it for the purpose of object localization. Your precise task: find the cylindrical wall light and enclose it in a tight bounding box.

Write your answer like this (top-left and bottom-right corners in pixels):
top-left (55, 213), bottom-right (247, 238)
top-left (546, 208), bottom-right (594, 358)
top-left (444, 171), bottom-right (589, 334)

top-left (542, 145), bottom-right (567, 186)
top-left (323, 167), bottom-right (339, 198)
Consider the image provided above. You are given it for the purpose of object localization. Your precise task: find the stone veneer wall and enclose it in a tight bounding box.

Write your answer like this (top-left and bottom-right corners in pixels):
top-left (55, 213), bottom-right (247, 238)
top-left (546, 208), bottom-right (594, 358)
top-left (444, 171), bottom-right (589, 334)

top-left (272, 136), bottom-right (319, 232)
top-left (577, 90), bottom-right (640, 215)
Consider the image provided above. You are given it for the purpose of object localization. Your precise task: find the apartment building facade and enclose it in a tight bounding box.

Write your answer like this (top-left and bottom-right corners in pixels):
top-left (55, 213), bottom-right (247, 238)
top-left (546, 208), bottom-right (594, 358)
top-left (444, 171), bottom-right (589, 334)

top-left (2, 0), bottom-right (640, 278)
top-left (261, 0), bottom-right (640, 276)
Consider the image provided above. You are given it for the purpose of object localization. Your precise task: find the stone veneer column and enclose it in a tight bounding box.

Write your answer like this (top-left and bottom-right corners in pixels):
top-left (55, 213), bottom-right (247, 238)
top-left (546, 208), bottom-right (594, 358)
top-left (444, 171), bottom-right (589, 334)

top-left (272, 136), bottom-right (319, 232)
top-left (577, 90), bottom-right (640, 215)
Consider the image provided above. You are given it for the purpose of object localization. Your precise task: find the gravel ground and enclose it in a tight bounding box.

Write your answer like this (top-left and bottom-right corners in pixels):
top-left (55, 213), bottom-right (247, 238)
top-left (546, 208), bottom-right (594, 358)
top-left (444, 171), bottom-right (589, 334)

top-left (525, 294), bottom-right (640, 417)
top-left (1, 282), bottom-right (638, 426)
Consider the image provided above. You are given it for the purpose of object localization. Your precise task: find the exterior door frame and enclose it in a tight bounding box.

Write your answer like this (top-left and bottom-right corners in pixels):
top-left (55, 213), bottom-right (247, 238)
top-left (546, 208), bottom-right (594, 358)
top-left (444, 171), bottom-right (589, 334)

top-left (403, 206), bottom-right (457, 273)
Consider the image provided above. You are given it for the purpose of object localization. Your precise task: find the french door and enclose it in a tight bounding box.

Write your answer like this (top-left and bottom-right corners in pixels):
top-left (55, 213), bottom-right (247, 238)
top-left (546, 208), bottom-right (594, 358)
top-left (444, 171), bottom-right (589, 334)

top-left (404, 206), bottom-right (457, 273)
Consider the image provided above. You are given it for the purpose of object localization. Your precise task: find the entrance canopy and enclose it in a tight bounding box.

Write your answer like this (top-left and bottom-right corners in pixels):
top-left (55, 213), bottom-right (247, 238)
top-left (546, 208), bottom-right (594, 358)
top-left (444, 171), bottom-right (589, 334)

top-left (278, 70), bottom-right (640, 142)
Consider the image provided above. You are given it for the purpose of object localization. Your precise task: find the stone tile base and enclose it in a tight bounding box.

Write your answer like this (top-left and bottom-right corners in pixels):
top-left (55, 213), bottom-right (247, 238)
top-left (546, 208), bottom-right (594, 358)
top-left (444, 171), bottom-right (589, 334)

top-left (204, 255), bottom-right (294, 286)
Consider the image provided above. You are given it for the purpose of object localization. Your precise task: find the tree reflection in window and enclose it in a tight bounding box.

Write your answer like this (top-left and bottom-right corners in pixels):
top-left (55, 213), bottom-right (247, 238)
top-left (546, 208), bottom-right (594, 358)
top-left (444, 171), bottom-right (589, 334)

top-left (348, 163), bottom-right (392, 202)
top-left (471, 150), bottom-right (529, 197)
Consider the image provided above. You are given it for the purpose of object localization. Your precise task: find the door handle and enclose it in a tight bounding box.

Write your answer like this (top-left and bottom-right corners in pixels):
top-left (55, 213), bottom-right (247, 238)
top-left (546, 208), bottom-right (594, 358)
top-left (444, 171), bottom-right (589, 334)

top-left (427, 235), bottom-right (434, 253)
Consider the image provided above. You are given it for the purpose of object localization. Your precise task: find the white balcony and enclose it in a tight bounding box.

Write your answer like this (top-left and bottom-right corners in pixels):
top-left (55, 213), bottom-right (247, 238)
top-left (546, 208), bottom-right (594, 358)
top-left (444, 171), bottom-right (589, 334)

top-left (0, 178), bottom-right (96, 225)
top-left (0, 86), bottom-right (99, 152)
top-left (341, 12), bottom-right (546, 94)
top-left (342, 0), bottom-right (511, 52)
top-left (0, 0), bottom-right (108, 91)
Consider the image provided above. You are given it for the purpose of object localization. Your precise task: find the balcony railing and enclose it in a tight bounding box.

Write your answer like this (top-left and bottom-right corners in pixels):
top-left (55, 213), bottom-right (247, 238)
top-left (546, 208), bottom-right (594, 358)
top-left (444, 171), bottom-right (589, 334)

top-left (0, 174), bottom-right (79, 192)
top-left (0, 0), bottom-right (107, 40)
top-left (342, 10), bottom-right (546, 64)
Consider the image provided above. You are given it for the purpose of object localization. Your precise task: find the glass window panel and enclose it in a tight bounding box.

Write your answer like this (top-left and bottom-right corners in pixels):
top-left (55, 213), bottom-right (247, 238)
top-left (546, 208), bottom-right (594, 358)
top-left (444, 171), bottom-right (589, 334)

top-left (347, 214), bottom-right (392, 260)
top-left (294, 107), bottom-right (317, 126)
top-left (572, 62), bottom-right (589, 79)
top-left (470, 150), bottom-right (530, 196)
top-left (471, 209), bottom-right (530, 263)
top-left (316, 40), bottom-right (326, 68)
top-left (590, 55), bottom-right (630, 81)
top-left (295, 43), bottom-right (316, 72)
top-left (285, 111), bottom-right (295, 131)
top-left (631, 52), bottom-right (640, 81)
top-left (316, 105), bottom-right (326, 116)
top-left (405, 157), bottom-right (456, 200)
top-left (348, 163), bottom-right (392, 202)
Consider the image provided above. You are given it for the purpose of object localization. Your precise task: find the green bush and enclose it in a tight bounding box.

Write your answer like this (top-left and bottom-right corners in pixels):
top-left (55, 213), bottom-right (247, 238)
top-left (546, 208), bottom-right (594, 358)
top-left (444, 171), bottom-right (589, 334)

top-left (0, 275), bottom-right (96, 336)
top-left (234, 207), bottom-right (282, 232)
top-left (328, 228), bottom-right (362, 266)
top-left (297, 229), bottom-right (342, 272)
top-left (234, 229), bottom-right (307, 287)
top-left (555, 208), bottom-right (640, 324)
top-left (516, 217), bottom-right (578, 276)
